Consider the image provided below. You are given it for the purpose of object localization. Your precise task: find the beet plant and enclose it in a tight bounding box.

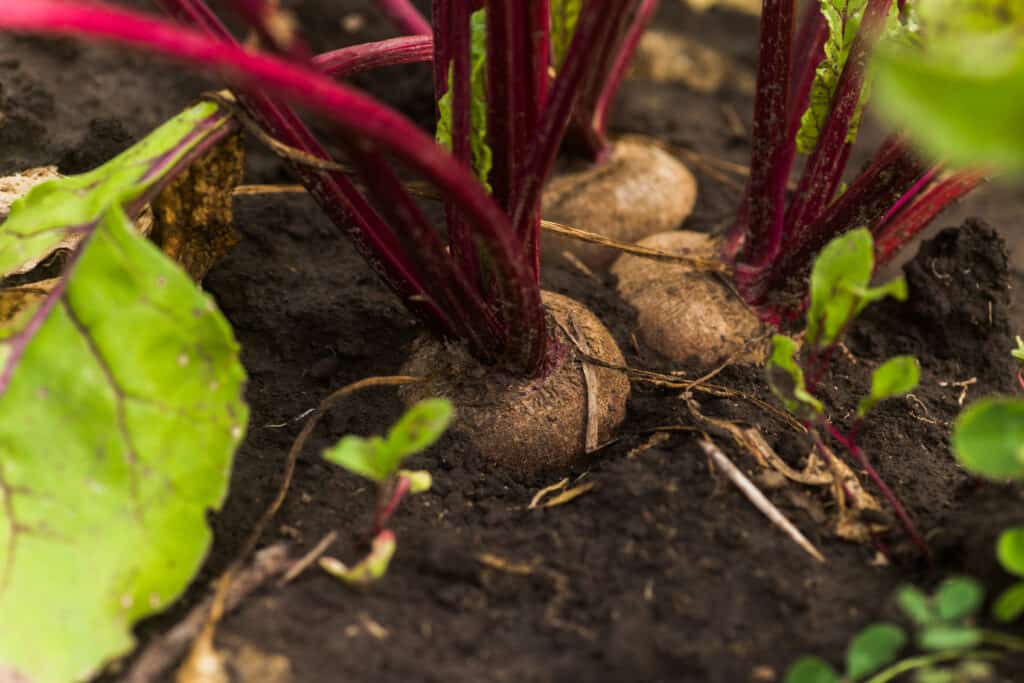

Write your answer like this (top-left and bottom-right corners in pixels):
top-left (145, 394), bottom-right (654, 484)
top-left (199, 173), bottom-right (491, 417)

top-left (613, 0), bottom-right (986, 368)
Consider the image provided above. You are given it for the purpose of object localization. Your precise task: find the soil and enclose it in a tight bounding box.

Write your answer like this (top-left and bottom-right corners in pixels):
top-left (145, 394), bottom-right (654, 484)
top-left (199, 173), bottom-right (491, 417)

top-left (3, 2), bottom-right (1024, 682)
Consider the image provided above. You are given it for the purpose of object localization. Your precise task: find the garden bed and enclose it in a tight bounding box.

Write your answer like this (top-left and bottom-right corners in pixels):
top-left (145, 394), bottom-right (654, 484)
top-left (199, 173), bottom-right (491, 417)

top-left (2, 1), bottom-right (1023, 681)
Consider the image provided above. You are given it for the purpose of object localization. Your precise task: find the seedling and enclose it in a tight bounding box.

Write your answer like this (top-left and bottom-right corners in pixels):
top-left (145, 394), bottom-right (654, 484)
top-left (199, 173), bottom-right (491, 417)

top-left (785, 577), bottom-right (1024, 683)
top-left (952, 399), bottom-right (1024, 622)
top-left (319, 398), bottom-right (453, 586)
top-left (767, 228), bottom-right (925, 553)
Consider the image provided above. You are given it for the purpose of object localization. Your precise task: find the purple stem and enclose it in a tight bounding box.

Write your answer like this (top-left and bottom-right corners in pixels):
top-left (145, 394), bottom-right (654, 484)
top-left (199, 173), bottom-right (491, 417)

top-left (373, 0), bottom-right (432, 35)
top-left (877, 164), bottom-right (940, 228)
top-left (782, 0), bottom-right (892, 250)
top-left (755, 137), bottom-right (927, 310)
top-left (822, 421), bottom-right (929, 558)
top-left (509, 1), bottom-right (633, 267)
top-left (570, 0), bottom-right (657, 162)
top-left (373, 475), bottom-right (411, 534)
top-left (313, 35), bottom-right (433, 78)
top-left (735, 0), bottom-right (794, 272)
top-left (784, 2), bottom-right (827, 149)
top-left (444, 1), bottom-right (478, 286)
top-left (874, 169), bottom-right (987, 265)
top-left (154, 0), bottom-right (454, 338)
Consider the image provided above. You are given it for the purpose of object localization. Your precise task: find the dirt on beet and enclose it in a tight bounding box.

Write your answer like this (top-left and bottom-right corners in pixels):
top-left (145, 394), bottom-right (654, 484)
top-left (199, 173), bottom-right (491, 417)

top-left (3, 1), bottom-right (1024, 682)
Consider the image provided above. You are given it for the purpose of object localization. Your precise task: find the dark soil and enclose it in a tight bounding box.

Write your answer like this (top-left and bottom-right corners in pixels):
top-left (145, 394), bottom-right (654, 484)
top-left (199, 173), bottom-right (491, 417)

top-left (2, 2), bottom-right (1023, 682)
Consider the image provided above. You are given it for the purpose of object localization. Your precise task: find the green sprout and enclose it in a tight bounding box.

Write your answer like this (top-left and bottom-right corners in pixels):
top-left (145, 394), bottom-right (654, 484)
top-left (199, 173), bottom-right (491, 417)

top-left (766, 228), bottom-right (924, 554)
top-left (786, 578), bottom-right (1024, 683)
top-left (318, 398), bottom-right (454, 585)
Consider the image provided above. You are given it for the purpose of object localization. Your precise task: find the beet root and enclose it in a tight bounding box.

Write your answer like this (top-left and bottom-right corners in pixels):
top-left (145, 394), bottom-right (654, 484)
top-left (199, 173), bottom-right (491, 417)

top-left (541, 139), bottom-right (697, 270)
top-left (399, 291), bottom-right (629, 475)
top-left (612, 231), bottom-right (765, 369)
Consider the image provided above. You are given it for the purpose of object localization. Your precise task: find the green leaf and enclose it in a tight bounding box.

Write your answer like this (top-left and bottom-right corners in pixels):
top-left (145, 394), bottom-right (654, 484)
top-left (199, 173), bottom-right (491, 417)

top-left (436, 8), bottom-right (492, 190)
top-left (784, 656), bottom-right (842, 683)
top-left (934, 578), bottom-right (985, 620)
top-left (918, 624), bottom-right (982, 651)
top-left (897, 585), bottom-right (936, 625)
top-left (386, 398), bottom-right (454, 459)
top-left (997, 527), bottom-right (1024, 576)
top-left (0, 101), bottom-right (227, 278)
top-left (324, 434), bottom-right (390, 482)
top-left (857, 356), bottom-right (920, 417)
top-left (951, 397), bottom-right (1024, 480)
top-left (993, 581), bottom-right (1024, 623)
top-left (1012, 336), bottom-right (1024, 364)
top-left (766, 335), bottom-right (824, 420)
top-left (324, 399), bottom-right (452, 482)
top-left (551, 0), bottom-right (582, 68)
top-left (797, 0), bottom-right (869, 154)
top-left (846, 623), bottom-right (907, 678)
top-left (873, 1), bottom-right (1024, 172)
top-left (0, 208), bottom-right (247, 683)
top-left (806, 228), bottom-right (907, 350)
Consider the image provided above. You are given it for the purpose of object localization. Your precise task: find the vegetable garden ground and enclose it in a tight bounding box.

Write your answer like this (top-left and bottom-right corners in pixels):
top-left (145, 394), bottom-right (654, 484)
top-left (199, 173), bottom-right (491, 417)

top-left (3, 1), bottom-right (1023, 681)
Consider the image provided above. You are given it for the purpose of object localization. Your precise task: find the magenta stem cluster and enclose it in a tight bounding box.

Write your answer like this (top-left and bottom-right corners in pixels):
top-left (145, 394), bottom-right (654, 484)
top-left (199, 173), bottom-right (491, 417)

top-left (726, 0), bottom-right (985, 322)
top-left (0, 0), bottom-right (651, 377)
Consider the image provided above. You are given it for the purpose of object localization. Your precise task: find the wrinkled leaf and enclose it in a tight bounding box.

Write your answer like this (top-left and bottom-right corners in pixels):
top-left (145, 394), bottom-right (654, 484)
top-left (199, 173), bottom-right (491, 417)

top-left (436, 8), bottom-right (491, 189)
top-left (323, 435), bottom-right (390, 482)
top-left (767, 335), bottom-right (823, 420)
top-left (993, 581), bottom-right (1024, 623)
top-left (784, 656), bottom-right (841, 683)
top-left (386, 398), bottom-right (453, 459)
top-left (0, 208), bottom-right (247, 683)
top-left (934, 577), bottom-right (985, 620)
top-left (846, 623), bottom-right (907, 679)
top-left (551, 0), bottom-right (582, 67)
top-left (919, 624), bottom-right (982, 651)
top-left (997, 527), bottom-right (1024, 576)
top-left (806, 228), bottom-right (907, 349)
top-left (951, 397), bottom-right (1024, 480)
top-left (857, 355), bottom-right (920, 417)
top-left (797, 0), bottom-right (868, 154)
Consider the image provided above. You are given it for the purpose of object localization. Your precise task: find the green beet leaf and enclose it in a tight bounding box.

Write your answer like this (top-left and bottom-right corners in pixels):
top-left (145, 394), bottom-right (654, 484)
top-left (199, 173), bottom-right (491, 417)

top-left (806, 228), bottom-right (907, 350)
top-left (873, 0), bottom-right (1024, 171)
top-left (386, 398), bottom-right (454, 459)
top-left (0, 207), bottom-right (247, 683)
top-left (993, 581), bottom-right (1024, 623)
top-left (856, 355), bottom-right (920, 417)
top-left (0, 101), bottom-right (230, 277)
top-left (997, 527), bottom-right (1024, 577)
top-left (767, 335), bottom-right (824, 420)
top-left (951, 397), bottom-right (1024, 480)
top-left (918, 624), bottom-right (982, 651)
top-left (1012, 336), bottom-right (1024, 364)
top-left (324, 399), bottom-right (453, 482)
top-left (934, 577), bottom-right (985, 621)
top-left (551, 0), bottom-right (582, 68)
top-left (896, 584), bottom-right (936, 625)
top-left (845, 623), bottom-right (907, 679)
top-left (435, 8), bottom-right (492, 190)
top-left (784, 656), bottom-right (841, 683)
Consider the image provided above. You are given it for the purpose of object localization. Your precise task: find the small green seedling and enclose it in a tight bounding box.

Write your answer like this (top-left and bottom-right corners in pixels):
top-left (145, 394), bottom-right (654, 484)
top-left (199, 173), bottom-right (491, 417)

top-left (319, 398), bottom-right (454, 585)
top-left (767, 228), bottom-right (924, 553)
top-left (952, 400), bottom-right (1024, 622)
top-left (1012, 337), bottom-right (1024, 364)
top-left (786, 578), bottom-right (1024, 683)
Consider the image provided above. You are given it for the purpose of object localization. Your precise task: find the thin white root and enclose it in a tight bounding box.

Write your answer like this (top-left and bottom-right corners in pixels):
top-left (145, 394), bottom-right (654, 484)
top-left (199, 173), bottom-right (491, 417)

top-left (698, 438), bottom-right (826, 564)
